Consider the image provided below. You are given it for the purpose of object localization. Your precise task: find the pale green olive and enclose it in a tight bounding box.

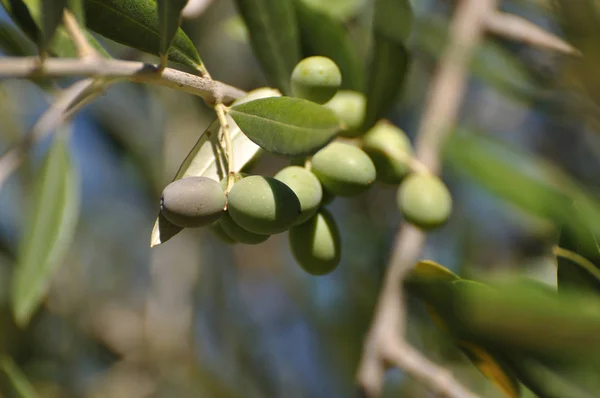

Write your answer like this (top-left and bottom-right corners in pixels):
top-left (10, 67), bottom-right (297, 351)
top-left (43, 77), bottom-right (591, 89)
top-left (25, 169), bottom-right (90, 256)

top-left (227, 175), bottom-right (301, 234)
top-left (311, 142), bottom-right (376, 196)
top-left (397, 173), bottom-right (452, 230)
top-left (362, 120), bottom-right (413, 184)
top-left (291, 56), bottom-right (342, 104)
top-left (217, 213), bottom-right (270, 245)
top-left (209, 221), bottom-right (238, 244)
top-left (160, 177), bottom-right (226, 228)
top-left (324, 90), bottom-right (366, 137)
top-left (274, 166), bottom-right (323, 225)
top-left (289, 209), bottom-right (341, 275)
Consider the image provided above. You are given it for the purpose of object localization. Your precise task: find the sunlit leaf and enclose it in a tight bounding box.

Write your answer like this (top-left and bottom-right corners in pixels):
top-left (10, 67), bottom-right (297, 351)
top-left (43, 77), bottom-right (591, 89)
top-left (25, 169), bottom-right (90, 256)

top-left (85, 0), bottom-right (202, 70)
top-left (41, 0), bottom-right (68, 52)
top-left (11, 132), bottom-right (80, 327)
top-left (1, 356), bottom-right (40, 398)
top-left (298, 0), bottom-right (365, 20)
top-left (150, 88), bottom-right (281, 247)
top-left (67, 0), bottom-right (85, 24)
top-left (229, 97), bottom-right (340, 157)
top-left (157, 0), bottom-right (188, 64)
top-left (362, 0), bottom-right (412, 130)
top-left (232, 0), bottom-right (300, 94)
top-left (294, 0), bottom-right (363, 90)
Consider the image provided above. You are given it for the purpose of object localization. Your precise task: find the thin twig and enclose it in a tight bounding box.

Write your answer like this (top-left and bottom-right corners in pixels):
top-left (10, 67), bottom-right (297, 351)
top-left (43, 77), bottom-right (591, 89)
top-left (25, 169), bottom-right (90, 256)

top-left (63, 10), bottom-right (99, 59)
top-left (0, 57), bottom-right (246, 105)
top-left (485, 11), bottom-right (580, 56)
top-left (357, 0), bottom-right (497, 397)
top-left (214, 103), bottom-right (234, 193)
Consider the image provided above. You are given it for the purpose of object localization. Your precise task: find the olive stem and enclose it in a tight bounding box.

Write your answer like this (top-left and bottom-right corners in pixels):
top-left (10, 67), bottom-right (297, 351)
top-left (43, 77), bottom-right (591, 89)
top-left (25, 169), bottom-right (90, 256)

top-left (215, 103), bottom-right (234, 193)
top-left (356, 0), bottom-right (496, 397)
top-left (63, 9), bottom-right (99, 60)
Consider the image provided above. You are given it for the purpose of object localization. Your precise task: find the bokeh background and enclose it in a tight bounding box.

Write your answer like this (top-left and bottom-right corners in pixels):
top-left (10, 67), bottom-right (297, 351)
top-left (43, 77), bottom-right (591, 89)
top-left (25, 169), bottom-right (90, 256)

top-left (1, 0), bottom-right (599, 397)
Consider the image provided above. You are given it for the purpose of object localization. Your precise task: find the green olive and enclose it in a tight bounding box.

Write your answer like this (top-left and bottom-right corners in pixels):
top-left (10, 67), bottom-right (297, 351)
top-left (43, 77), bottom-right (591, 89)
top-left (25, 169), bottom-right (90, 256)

top-left (289, 209), bottom-right (341, 275)
top-left (324, 90), bottom-right (366, 137)
top-left (160, 177), bottom-right (226, 228)
top-left (362, 120), bottom-right (413, 184)
top-left (227, 175), bottom-right (301, 234)
top-left (291, 56), bottom-right (342, 104)
top-left (311, 142), bottom-right (376, 196)
top-left (397, 173), bottom-right (452, 230)
top-left (217, 213), bottom-right (270, 245)
top-left (274, 166), bottom-right (323, 225)
top-left (209, 221), bottom-right (238, 244)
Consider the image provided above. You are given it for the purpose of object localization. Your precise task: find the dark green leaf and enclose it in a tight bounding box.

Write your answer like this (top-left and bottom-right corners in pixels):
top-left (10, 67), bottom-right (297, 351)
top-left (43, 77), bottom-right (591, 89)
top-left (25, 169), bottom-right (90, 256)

top-left (0, 0), bottom-right (39, 42)
top-left (151, 88), bottom-right (281, 247)
top-left (0, 21), bottom-right (37, 55)
top-left (157, 0), bottom-right (187, 63)
top-left (233, 0), bottom-right (300, 94)
top-left (67, 0), bottom-right (85, 24)
top-left (11, 132), bottom-right (80, 327)
top-left (229, 97), bottom-right (340, 157)
top-left (1, 356), bottom-right (40, 398)
top-left (41, 0), bottom-right (68, 52)
top-left (362, 0), bottom-right (412, 130)
top-left (84, 0), bottom-right (203, 70)
top-left (556, 223), bottom-right (600, 294)
top-left (294, 0), bottom-right (363, 90)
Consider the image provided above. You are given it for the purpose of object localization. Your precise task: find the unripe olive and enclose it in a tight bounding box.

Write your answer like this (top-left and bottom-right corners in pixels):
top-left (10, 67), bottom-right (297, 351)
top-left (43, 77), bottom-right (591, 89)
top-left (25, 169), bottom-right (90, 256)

top-left (324, 90), bottom-right (366, 137)
top-left (291, 56), bottom-right (342, 104)
top-left (397, 173), bottom-right (452, 230)
top-left (217, 213), bottom-right (270, 245)
top-left (274, 166), bottom-right (323, 225)
top-left (362, 121), bottom-right (413, 184)
top-left (209, 222), bottom-right (238, 244)
top-left (228, 175), bottom-right (301, 234)
top-left (289, 209), bottom-right (341, 275)
top-left (160, 177), bottom-right (226, 228)
top-left (311, 142), bottom-right (376, 196)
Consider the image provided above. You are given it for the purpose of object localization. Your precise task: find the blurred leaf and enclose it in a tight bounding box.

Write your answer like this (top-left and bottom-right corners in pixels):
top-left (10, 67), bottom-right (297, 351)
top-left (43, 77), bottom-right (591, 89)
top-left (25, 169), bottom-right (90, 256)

top-left (84, 0), bottom-right (202, 70)
top-left (446, 130), bottom-right (600, 256)
top-left (1, 356), bottom-right (40, 398)
top-left (298, 0), bottom-right (364, 20)
top-left (294, 0), bottom-right (363, 91)
top-left (407, 261), bottom-right (520, 398)
top-left (156, 0), bottom-right (187, 64)
top-left (11, 132), bottom-right (80, 327)
top-left (1, 0), bottom-right (108, 57)
top-left (41, 0), bottom-right (68, 52)
top-left (229, 97), bottom-right (340, 157)
top-left (556, 222), bottom-right (600, 294)
top-left (232, 0), bottom-right (300, 94)
top-left (67, 0), bottom-right (84, 24)
top-left (0, 21), bottom-right (37, 55)
top-left (362, 0), bottom-right (412, 130)
top-left (150, 87), bottom-right (280, 247)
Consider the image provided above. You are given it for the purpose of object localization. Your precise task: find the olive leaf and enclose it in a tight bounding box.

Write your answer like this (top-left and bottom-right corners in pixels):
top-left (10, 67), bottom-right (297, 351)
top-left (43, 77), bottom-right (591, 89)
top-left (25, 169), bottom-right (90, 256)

top-left (41, 0), bottom-right (68, 52)
top-left (150, 88), bottom-right (281, 247)
top-left (1, 356), bottom-right (40, 398)
top-left (556, 222), bottom-right (600, 294)
top-left (298, 0), bottom-right (364, 20)
top-left (11, 131), bottom-right (80, 327)
top-left (157, 0), bottom-right (188, 64)
top-left (407, 261), bottom-right (521, 398)
top-left (229, 97), bottom-right (340, 157)
top-left (84, 0), bottom-right (203, 70)
top-left (67, 0), bottom-right (85, 24)
top-left (362, 0), bottom-right (412, 130)
top-left (294, 0), bottom-right (363, 91)
top-left (232, 0), bottom-right (300, 94)
top-left (1, 0), bottom-right (109, 57)
top-left (0, 21), bottom-right (37, 56)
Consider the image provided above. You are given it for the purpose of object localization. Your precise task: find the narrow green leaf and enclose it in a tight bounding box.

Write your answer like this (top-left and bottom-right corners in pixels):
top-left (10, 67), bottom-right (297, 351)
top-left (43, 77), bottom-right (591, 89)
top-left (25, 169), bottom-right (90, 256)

top-left (84, 0), bottom-right (202, 70)
top-left (294, 0), bottom-right (363, 91)
top-left (362, 0), bottom-right (412, 130)
top-left (299, 0), bottom-right (364, 20)
top-left (233, 0), bottom-right (300, 94)
top-left (41, 0), bottom-right (68, 52)
top-left (157, 0), bottom-right (187, 64)
top-left (150, 88), bottom-right (281, 247)
top-left (0, 0), bottom-right (41, 42)
top-left (229, 97), bottom-right (340, 157)
top-left (0, 21), bottom-right (37, 56)
top-left (67, 0), bottom-right (85, 24)
top-left (1, 356), bottom-right (40, 398)
top-left (11, 132), bottom-right (80, 327)
top-left (556, 224), bottom-right (600, 294)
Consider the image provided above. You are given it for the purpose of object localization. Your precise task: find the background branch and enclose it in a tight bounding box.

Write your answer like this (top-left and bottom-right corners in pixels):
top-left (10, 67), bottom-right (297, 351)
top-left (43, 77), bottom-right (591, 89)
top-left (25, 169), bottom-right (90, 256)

top-left (357, 0), bottom-right (497, 396)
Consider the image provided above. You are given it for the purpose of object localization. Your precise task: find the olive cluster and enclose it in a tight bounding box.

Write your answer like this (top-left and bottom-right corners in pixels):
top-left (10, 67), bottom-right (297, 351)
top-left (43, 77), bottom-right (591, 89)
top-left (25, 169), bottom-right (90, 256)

top-left (160, 56), bottom-right (452, 276)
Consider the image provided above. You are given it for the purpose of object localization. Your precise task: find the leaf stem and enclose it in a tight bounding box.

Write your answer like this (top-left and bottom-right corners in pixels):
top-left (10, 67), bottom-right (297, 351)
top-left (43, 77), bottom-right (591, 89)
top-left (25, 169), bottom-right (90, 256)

top-left (215, 103), bottom-right (234, 193)
top-left (63, 9), bottom-right (99, 60)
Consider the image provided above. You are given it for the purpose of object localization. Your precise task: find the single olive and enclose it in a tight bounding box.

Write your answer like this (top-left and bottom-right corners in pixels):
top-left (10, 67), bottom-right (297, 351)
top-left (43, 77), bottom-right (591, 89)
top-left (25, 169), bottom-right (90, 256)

top-left (217, 213), bottom-right (270, 245)
top-left (291, 56), bottom-right (342, 104)
top-left (227, 175), bottom-right (301, 234)
top-left (362, 120), bottom-right (413, 184)
top-left (397, 173), bottom-right (452, 230)
top-left (160, 177), bottom-right (226, 228)
top-left (209, 222), bottom-right (238, 244)
top-left (324, 90), bottom-right (366, 137)
top-left (311, 142), bottom-right (376, 196)
top-left (274, 166), bottom-right (323, 225)
top-left (289, 209), bottom-right (341, 275)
